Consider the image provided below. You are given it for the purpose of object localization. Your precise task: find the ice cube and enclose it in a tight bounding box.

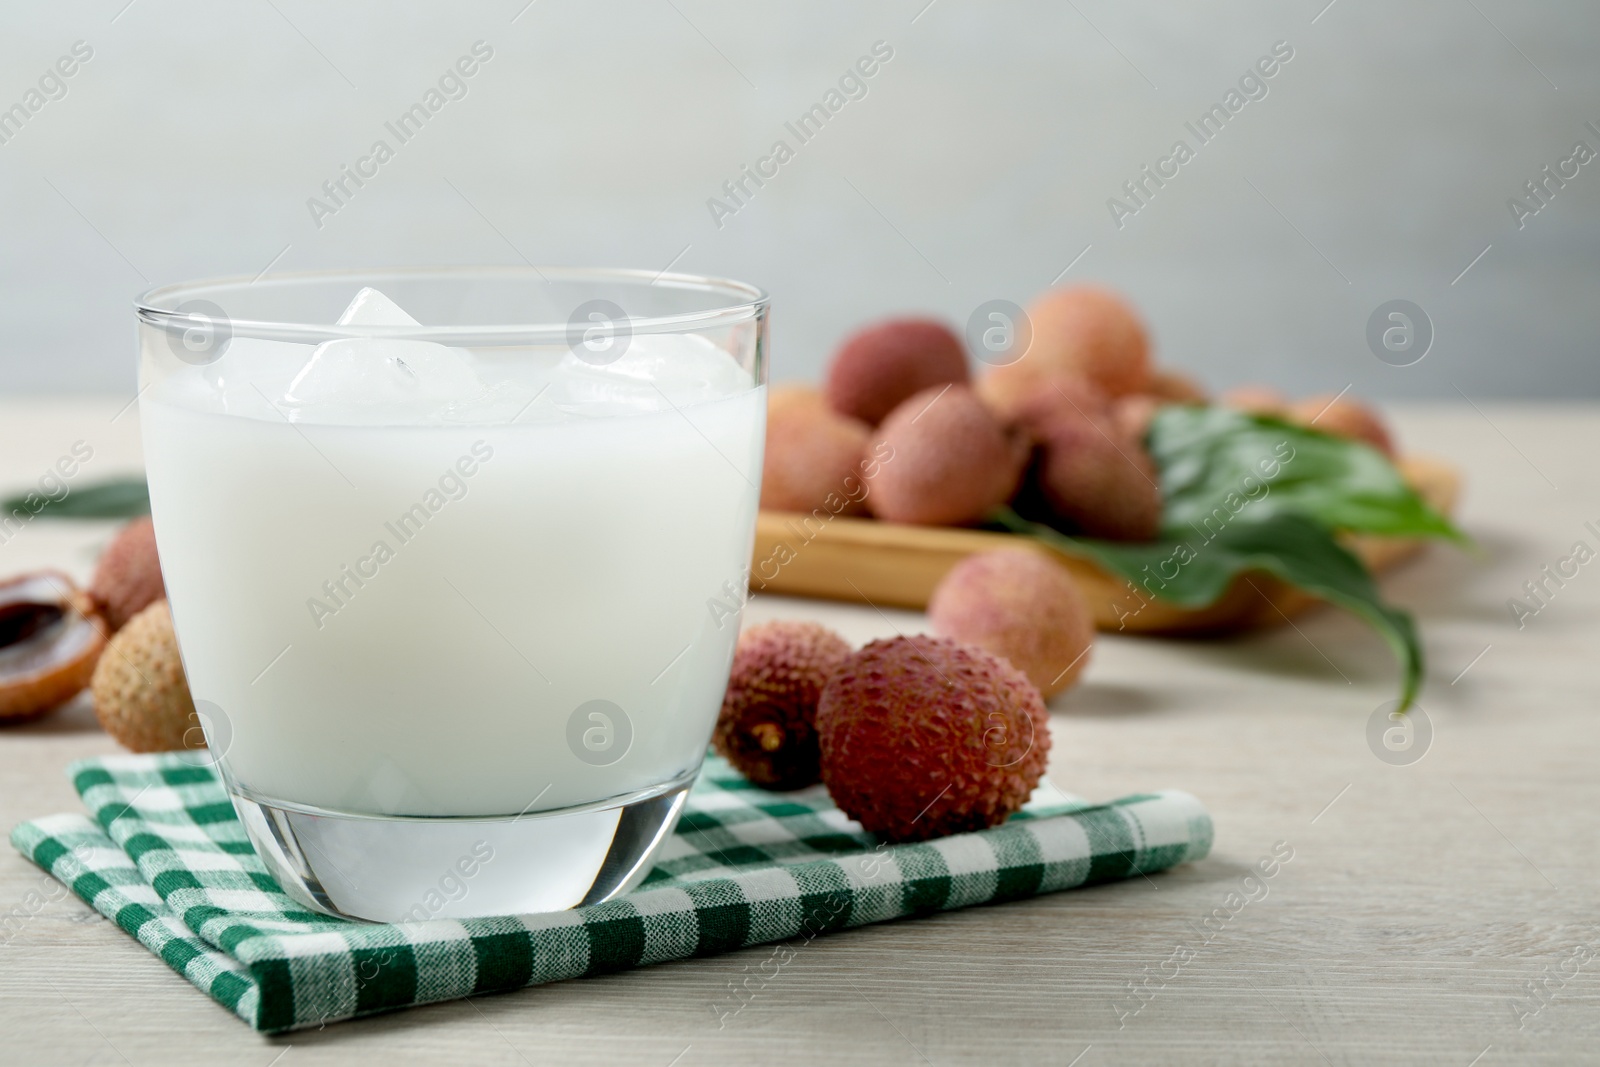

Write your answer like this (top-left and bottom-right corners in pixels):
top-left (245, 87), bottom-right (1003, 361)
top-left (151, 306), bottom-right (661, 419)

top-left (282, 288), bottom-right (492, 424)
top-left (336, 287), bottom-right (421, 327)
top-left (545, 333), bottom-right (751, 416)
top-left (150, 336), bottom-right (314, 419)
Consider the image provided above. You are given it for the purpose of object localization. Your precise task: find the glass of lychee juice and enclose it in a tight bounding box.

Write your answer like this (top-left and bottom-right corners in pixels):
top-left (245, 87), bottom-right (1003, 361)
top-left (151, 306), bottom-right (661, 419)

top-left (135, 268), bottom-right (767, 922)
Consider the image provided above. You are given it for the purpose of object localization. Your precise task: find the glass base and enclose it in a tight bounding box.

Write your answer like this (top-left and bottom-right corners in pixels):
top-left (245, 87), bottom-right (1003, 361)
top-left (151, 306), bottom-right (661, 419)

top-left (229, 771), bottom-right (696, 923)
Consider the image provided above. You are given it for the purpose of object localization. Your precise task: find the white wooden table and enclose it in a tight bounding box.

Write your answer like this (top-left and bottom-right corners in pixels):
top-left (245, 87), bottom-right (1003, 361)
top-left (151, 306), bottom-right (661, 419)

top-left (1, 399), bottom-right (1595, 1065)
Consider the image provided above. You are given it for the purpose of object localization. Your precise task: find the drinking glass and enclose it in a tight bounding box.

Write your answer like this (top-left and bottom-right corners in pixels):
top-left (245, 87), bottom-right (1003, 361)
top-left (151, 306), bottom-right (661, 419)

top-left (135, 267), bottom-right (767, 922)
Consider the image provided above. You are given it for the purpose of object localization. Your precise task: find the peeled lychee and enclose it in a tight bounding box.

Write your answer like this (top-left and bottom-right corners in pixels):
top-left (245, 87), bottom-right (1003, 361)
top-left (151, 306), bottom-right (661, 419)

top-left (90, 599), bottom-right (198, 753)
top-left (928, 550), bottom-right (1094, 698)
top-left (90, 516), bottom-right (165, 631)
top-left (761, 386), bottom-right (871, 516)
top-left (1288, 393), bottom-right (1396, 458)
top-left (817, 635), bottom-right (1050, 842)
top-left (824, 318), bottom-right (969, 426)
top-left (714, 620), bottom-right (852, 790)
top-left (867, 384), bottom-right (1028, 526)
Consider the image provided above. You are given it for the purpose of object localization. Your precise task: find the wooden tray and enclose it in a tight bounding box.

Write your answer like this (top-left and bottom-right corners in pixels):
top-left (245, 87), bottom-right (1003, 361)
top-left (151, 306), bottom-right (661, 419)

top-left (750, 455), bottom-right (1461, 634)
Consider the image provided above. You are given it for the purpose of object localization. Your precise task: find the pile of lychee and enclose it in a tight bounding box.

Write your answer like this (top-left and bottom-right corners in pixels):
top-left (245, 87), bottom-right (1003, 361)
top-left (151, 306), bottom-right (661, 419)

top-left (763, 284), bottom-right (1397, 540)
top-left (0, 517), bottom-right (198, 751)
top-left (715, 546), bottom-right (1094, 842)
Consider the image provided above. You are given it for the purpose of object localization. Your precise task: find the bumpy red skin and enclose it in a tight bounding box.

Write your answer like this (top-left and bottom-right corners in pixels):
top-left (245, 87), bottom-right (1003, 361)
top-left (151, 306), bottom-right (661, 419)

top-left (817, 636), bottom-right (1050, 843)
top-left (714, 621), bottom-right (853, 790)
top-left (867, 384), bottom-right (1029, 526)
top-left (89, 516), bottom-right (165, 632)
top-left (824, 318), bottom-right (970, 426)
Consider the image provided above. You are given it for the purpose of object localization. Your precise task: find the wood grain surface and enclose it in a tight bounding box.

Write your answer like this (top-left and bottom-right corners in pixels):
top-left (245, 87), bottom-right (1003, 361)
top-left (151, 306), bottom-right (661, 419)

top-left (0, 400), bottom-right (1595, 1066)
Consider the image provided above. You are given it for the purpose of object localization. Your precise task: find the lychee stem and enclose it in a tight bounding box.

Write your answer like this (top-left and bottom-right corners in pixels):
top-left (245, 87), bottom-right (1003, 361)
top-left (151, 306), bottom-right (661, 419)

top-left (751, 722), bottom-right (784, 752)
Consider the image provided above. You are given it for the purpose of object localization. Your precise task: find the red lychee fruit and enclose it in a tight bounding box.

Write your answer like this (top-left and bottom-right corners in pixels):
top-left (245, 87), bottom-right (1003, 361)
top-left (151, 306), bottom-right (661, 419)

top-left (761, 386), bottom-right (872, 516)
top-left (928, 550), bottom-right (1094, 698)
top-left (824, 318), bottom-right (969, 426)
top-left (1220, 385), bottom-right (1289, 418)
top-left (1145, 368), bottom-right (1207, 404)
top-left (714, 620), bottom-right (853, 790)
top-left (90, 599), bottom-right (195, 753)
top-left (1025, 285), bottom-right (1151, 398)
top-left (89, 516), bottom-right (165, 632)
top-left (1288, 393), bottom-right (1396, 458)
top-left (981, 285), bottom-right (1151, 411)
top-left (867, 384), bottom-right (1029, 526)
top-left (1020, 394), bottom-right (1163, 542)
top-left (1113, 394), bottom-right (1161, 445)
top-left (817, 635), bottom-right (1050, 842)
top-left (977, 367), bottom-right (1112, 431)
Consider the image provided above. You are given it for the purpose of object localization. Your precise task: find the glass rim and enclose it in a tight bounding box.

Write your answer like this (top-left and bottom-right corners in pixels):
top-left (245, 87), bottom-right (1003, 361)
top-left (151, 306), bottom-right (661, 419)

top-left (135, 265), bottom-right (770, 345)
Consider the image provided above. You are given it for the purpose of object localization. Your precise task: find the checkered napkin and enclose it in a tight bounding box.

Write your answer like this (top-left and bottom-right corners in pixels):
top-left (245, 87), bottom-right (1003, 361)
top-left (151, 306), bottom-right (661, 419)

top-left (11, 753), bottom-right (1212, 1033)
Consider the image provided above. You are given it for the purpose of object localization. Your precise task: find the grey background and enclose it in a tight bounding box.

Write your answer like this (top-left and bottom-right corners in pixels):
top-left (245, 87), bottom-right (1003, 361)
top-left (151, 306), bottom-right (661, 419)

top-left (0, 0), bottom-right (1594, 398)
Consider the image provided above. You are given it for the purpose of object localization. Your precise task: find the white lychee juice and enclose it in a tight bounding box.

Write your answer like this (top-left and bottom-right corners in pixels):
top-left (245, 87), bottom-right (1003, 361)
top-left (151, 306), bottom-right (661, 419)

top-left (138, 278), bottom-right (766, 920)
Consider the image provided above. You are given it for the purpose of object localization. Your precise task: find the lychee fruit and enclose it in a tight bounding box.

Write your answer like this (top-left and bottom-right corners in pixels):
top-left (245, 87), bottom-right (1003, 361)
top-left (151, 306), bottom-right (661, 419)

top-left (1110, 371), bottom-right (1203, 443)
top-left (1019, 394), bottom-right (1163, 542)
top-left (1288, 393), bottom-right (1396, 458)
top-left (1220, 385), bottom-right (1289, 418)
top-left (928, 550), bottom-right (1095, 698)
top-left (761, 386), bottom-right (871, 516)
top-left (824, 318), bottom-right (969, 426)
top-left (1146, 368), bottom-right (1207, 404)
top-left (976, 366), bottom-right (1112, 430)
top-left (866, 384), bottom-right (1029, 526)
top-left (90, 599), bottom-right (199, 753)
top-left (714, 620), bottom-right (853, 790)
top-left (816, 635), bottom-right (1050, 842)
top-left (89, 516), bottom-right (165, 631)
top-left (1113, 394), bottom-right (1161, 445)
top-left (982, 285), bottom-right (1151, 409)
top-left (0, 572), bottom-right (107, 721)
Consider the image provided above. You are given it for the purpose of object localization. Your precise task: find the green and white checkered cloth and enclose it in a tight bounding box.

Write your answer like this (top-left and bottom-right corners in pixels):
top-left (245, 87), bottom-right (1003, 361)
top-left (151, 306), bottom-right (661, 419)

top-left (11, 753), bottom-right (1211, 1032)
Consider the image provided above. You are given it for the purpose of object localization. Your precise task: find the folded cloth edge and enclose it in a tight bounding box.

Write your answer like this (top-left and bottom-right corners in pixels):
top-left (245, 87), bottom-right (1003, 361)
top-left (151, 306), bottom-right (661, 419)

top-left (11, 758), bottom-right (1212, 1033)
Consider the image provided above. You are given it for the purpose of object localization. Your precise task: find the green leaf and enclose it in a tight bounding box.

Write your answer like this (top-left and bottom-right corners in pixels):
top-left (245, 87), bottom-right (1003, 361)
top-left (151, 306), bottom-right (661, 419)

top-left (0, 476), bottom-right (150, 520)
top-left (1147, 405), bottom-right (1464, 543)
top-left (994, 507), bottom-right (1424, 710)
